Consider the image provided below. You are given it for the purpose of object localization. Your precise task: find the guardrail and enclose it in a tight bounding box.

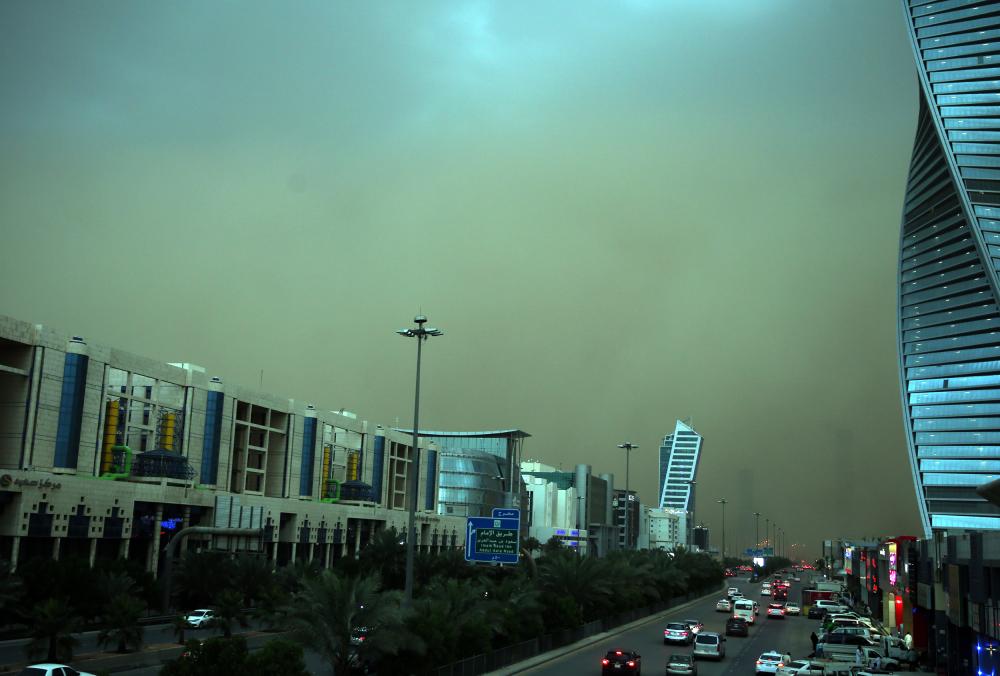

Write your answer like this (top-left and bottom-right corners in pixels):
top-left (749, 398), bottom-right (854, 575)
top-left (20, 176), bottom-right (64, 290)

top-left (430, 588), bottom-right (715, 676)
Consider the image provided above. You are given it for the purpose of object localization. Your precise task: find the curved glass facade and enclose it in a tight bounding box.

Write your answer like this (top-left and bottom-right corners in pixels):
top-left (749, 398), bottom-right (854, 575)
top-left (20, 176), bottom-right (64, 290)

top-left (436, 450), bottom-right (506, 518)
top-left (900, 1), bottom-right (1000, 535)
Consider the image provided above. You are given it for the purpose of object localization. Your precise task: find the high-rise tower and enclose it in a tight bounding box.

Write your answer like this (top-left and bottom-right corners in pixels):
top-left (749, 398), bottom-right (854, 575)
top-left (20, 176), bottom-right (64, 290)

top-left (900, 1), bottom-right (1000, 536)
top-left (658, 420), bottom-right (702, 512)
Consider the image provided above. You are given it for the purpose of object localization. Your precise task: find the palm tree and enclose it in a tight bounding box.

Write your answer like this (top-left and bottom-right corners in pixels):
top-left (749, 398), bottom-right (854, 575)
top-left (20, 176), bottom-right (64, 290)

top-left (359, 527), bottom-right (405, 590)
top-left (409, 578), bottom-right (497, 668)
top-left (0, 562), bottom-right (23, 614)
top-left (213, 588), bottom-right (246, 639)
top-left (283, 570), bottom-right (416, 676)
top-left (488, 574), bottom-right (542, 644)
top-left (97, 593), bottom-right (145, 653)
top-left (232, 554), bottom-right (273, 607)
top-left (26, 598), bottom-right (79, 662)
top-left (538, 552), bottom-right (614, 621)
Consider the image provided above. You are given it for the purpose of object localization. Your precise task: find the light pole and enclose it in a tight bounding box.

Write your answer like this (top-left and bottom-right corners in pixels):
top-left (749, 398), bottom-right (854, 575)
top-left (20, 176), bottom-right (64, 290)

top-left (753, 512), bottom-right (761, 550)
top-left (765, 517), bottom-right (770, 551)
top-left (687, 480), bottom-right (697, 549)
top-left (397, 314), bottom-right (443, 605)
top-left (618, 442), bottom-right (638, 550)
top-left (717, 498), bottom-right (728, 560)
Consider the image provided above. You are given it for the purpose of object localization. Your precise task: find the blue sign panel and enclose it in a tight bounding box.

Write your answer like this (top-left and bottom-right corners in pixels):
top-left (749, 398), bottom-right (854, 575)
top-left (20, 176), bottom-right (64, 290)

top-left (492, 508), bottom-right (520, 520)
top-left (465, 516), bottom-right (520, 564)
top-left (744, 548), bottom-right (775, 557)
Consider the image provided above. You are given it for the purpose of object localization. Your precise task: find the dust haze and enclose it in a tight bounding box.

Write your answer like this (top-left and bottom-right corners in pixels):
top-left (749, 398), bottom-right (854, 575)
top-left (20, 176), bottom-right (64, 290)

top-left (0, 0), bottom-right (921, 559)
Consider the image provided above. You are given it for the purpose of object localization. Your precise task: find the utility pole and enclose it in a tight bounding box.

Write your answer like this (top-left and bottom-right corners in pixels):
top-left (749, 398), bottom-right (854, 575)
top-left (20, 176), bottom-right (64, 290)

top-left (618, 442), bottom-right (638, 550)
top-left (717, 498), bottom-right (728, 560)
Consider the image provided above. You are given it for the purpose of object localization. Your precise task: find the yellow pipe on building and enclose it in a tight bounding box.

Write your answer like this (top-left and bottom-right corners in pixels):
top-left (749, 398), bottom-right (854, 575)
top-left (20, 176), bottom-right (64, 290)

top-left (101, 400), bottom-right (119, 474)
top-left (347, 451), bottom-right (359, 482)
top-left (321, 444), bottom-right (332, 497)
top-left (160, 412), bottom-right (175, 451)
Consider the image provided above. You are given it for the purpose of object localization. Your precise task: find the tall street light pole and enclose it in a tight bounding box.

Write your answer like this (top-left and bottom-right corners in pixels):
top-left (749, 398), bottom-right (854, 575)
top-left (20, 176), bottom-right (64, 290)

top-left (765, 517), bottom-right (770, 550)
top-left (753, 512), bottom-right (761, 550)
top-left (617, 442), bottom-right (638, 550)
top-left (717, 498), bottom-right (728, 560)
top-left (687, 480), bottom-right (697, 549)
top-left (397, 315), bottom-right (443, 605)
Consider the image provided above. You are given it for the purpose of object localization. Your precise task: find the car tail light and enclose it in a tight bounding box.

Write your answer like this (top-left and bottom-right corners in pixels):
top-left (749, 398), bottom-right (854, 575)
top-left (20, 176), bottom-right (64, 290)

top-left (756, 660), bottom-right (762, 665)
top-left (615, 651), bottom-right (623, 655)
top-left (602, 658), bottom-right (609, 665)
top-left (627, 660), bottom-right (635, 667)
top-left (777, 663), bottom-right (784, 668)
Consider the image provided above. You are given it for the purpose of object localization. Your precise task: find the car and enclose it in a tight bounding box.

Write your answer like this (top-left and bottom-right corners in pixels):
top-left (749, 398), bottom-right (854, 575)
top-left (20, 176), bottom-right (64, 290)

top-left (725, 616), bottom-right (749, 637)
top-left (183, 608), bottom-right (216, 628)
top-left (767, 603), bottom-right (786, 619)
top-left (716, 598), bottom-right (733, 612)
top-left (784, 603), bottom-right (801, 615)
top-left (776, 660), bottom-right (824, 675)
top-left (755, 652), bottom-right (792, 674)
top-left (19, 667), bottom-right (95, 676)
top-left (350, 626), bottom-right (371, 645)
top-left (682, 619), bottom-right (703, 635)
top-left (730, 592), bottom-right (745, 602)
top-left (692, 632), bottom-right (725, 660)
top-left (733, 599), bottom-right (756, 624)
top-left (602, 649), bottom-right (641, 674)
top-left (807, 605), bottom-right (826, 619)
top-left (814, 599), bottom-right (848, 614)
top-left (663, 622), bottom-right (693, 645)
top-left (727, 586), bottom-right (740, 596)
top-left (666, 653), bottom-right (697, 675)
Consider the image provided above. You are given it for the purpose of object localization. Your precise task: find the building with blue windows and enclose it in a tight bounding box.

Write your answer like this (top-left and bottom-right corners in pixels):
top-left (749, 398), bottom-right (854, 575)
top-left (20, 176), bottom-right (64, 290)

top-left (0, 314), bottom-right (466, 575)
top-left (658, 420), bottom-right (702, 513)
top-left (899, 2), bottom-right (1000, 535)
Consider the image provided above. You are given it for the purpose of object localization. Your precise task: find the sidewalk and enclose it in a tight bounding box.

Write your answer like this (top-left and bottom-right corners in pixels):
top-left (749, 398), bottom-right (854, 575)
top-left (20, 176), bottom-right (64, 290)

top-left (483, 588), bottom-right (720, 676)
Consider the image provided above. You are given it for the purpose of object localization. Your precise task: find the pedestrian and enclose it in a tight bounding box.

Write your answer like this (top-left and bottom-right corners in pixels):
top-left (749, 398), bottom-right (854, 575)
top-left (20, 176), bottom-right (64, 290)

top-left (855, 646), bottom-right (864, 666)
top-left (872, 655), bottom-right (881, 670)
top-left (810, 631), bottom-right (818, 653)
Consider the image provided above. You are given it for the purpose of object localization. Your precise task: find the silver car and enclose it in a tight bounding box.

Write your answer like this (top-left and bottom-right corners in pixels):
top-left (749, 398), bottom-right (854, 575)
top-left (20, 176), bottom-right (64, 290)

top-left (692, 632), bottom-right (726, 660)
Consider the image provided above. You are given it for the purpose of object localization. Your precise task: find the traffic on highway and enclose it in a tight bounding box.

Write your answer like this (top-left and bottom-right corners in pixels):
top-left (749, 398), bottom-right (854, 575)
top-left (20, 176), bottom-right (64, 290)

top-left (522, 568), bottom-right (915, 676)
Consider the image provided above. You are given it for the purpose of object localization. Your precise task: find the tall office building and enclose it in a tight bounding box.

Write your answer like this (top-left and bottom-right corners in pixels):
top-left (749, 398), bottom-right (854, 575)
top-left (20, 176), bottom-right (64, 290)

top-left (899, 2), bottom-right (1000, 535)
top-left (658, 420), bottom-right (702, 512)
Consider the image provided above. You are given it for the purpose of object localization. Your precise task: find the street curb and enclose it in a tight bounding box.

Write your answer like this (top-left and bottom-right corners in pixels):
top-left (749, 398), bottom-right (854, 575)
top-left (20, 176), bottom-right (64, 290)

top-left (483, 587), bottom-right (724, 676)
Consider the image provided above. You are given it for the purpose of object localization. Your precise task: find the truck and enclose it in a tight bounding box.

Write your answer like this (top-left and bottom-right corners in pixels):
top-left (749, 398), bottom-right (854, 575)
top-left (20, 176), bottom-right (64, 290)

top-left (813, 645), bottom-right (899, 670)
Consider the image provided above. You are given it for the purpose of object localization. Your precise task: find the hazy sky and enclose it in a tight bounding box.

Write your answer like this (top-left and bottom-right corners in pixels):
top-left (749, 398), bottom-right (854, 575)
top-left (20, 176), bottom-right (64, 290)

top-left (0, 0), bottom-right (920, 560)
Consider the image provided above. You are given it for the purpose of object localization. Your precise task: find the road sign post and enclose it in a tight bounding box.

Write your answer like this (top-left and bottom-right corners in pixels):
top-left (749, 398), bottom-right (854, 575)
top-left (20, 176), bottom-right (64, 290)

top-left (465, 514), bottom-right (520, 564)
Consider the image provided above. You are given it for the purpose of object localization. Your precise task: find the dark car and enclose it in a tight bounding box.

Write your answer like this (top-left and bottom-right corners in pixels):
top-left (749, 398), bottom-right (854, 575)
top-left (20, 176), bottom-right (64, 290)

top-left (807, 605), bottom-right (827, 619)
top-left (725, 616), bottom-right (749, 637)
top-left (601, 649), bottom-right (641, 674)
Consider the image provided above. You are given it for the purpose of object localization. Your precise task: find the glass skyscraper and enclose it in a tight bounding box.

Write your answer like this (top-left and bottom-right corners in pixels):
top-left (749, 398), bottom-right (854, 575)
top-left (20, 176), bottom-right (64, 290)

top-left (899, 1), bottom-right (1000, 535)
top-left (658, 420), bottom-right (702, 512)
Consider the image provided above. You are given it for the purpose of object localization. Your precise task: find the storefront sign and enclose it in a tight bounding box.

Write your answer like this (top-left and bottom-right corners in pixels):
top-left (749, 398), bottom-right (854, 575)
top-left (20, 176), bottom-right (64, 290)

top-left (0, 474), bottom-right (62, 490)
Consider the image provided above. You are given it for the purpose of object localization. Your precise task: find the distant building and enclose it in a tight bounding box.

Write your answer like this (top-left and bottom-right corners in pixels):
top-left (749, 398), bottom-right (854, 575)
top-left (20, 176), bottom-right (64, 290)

top-left (658, 420), bottom-right (703, 545)
top-left (520, 461), bottom-right (617, 556)
top-left (642, 507), bottom-right (687, 551)
top-left (613, 488), bottom-right (640, 550)
top-left (693, 526), bottom-right (710, 551)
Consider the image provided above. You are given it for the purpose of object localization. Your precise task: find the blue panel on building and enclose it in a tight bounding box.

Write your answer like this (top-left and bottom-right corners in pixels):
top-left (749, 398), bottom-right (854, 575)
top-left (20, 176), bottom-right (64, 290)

top-left (200, 390), bottom-right (224, 484)
top-left (371, 435), bottom-right (385, 505)
top-left (425, 448), bottom-right (437, 511)
top-left (54, 353), bottom-right (88, 468)
top-left (300, 417), bottom-right (317, 496)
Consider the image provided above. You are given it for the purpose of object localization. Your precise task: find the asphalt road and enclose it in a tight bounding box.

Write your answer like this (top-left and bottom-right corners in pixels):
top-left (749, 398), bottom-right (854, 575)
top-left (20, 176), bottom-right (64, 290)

top-left (522, 573), bottom-right (818, 676)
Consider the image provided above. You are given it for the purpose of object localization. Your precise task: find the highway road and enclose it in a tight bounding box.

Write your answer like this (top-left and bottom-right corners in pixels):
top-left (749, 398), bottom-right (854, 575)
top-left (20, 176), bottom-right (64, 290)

top-left (522, 572), bottom-right (818, 676)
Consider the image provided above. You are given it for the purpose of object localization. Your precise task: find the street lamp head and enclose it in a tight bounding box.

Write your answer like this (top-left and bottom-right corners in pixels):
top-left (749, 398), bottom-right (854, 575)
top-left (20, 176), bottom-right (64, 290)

top-left (396, 329), bottom-right (414, 337)
top-left (617, 442), bottom-right (638, 449)
top-left (426, 328), bottom-right (443, 336)
top-left (414, 315), bottom-right (428, 325)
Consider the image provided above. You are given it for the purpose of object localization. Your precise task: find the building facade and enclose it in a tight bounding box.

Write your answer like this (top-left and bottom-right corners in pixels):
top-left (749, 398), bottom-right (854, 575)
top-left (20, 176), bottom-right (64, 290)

top-left (658, 420), bottom-right (702, 546)
top-left (613, 488), bottom-right (640, 550)
top-left (0, 314), bottom-right (467, 575)
top-left (898, 1), bottom-right (1000, 535)
top-left (520, 461), bottom-right (617, 556)
top-left (641, 507), bottom-right (688, 552)
top-left (394, 429), bottom-right (529, 518)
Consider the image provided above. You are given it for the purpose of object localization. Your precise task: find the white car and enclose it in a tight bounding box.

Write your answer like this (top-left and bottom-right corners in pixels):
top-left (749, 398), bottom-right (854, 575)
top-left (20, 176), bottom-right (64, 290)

top-left (716, 598), bottom-right (733, 612)
top-left (727, 586), bottom-right (740, 596)
top-left (761, 584), bottom-right (772, 596)
top-left (755, 652), bottom-right (792, 674)
top-left (784, 603), bottom-right (801, 616)
top-left (19, 666), bottom-right (95, 676)
top-left (767, 603), bottom-right (786, 619)
top-left (776, 660), bottom-right (824, 675)
top-left (184, 608), bottom-right (216, 628)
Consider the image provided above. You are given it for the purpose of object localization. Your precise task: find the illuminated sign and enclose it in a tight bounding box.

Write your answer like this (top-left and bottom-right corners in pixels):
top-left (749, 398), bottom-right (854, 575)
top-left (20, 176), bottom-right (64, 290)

top-left (888, 543), bottom-right (898, 588)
